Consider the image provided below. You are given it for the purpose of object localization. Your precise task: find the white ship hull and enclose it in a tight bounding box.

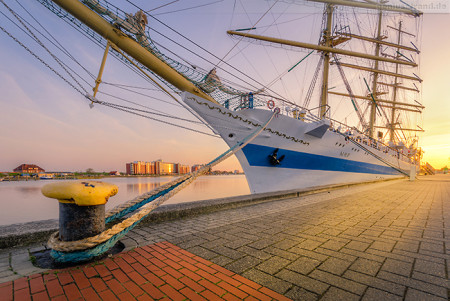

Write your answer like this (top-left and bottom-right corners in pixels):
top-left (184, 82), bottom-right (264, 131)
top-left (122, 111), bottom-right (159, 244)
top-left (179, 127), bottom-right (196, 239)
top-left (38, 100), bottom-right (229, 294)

top-left (29, 0), bottom-right (423, 195)
top-left (184, 92), bottom-right (416, 193)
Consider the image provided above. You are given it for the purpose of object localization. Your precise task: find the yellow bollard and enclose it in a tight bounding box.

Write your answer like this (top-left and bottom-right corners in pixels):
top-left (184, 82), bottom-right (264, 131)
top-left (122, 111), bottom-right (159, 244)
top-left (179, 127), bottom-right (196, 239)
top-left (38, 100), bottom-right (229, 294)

top-left (42, 181), bottom-right (118, 241)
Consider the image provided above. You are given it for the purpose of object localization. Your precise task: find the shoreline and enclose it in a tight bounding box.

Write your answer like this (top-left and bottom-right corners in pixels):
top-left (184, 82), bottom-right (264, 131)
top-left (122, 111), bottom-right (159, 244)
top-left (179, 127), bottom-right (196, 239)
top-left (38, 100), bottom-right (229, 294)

top-left (0, 173), bottom-right (245, 182)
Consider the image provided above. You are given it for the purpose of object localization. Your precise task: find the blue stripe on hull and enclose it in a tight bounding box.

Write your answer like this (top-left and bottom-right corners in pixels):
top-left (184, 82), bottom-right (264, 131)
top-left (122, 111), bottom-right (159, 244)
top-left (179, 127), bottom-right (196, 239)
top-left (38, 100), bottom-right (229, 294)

top-left (242, 144), bottom-right (400, 175)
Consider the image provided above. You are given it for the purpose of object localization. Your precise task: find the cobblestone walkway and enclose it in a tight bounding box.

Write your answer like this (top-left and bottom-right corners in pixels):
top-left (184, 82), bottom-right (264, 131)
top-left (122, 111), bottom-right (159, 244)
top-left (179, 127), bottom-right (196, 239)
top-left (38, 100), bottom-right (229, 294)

top-left (129, 175), bottom-right (450, 300)
top-left (0, 175), bottom-right (449, 300)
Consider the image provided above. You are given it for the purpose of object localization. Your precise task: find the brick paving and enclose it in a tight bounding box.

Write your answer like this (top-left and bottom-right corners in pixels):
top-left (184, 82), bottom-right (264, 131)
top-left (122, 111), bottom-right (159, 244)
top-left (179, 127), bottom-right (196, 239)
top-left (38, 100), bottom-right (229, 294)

top-left (0, 174), bottom-right (449, 300)
top-left (0, 241), bottom-right (289, 301)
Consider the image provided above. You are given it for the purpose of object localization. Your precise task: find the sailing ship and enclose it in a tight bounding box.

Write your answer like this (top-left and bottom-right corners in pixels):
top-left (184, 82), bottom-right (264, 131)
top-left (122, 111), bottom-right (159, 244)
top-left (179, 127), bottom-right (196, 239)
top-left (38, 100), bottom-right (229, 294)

top-left (2, 0), bottom-right (424, 193)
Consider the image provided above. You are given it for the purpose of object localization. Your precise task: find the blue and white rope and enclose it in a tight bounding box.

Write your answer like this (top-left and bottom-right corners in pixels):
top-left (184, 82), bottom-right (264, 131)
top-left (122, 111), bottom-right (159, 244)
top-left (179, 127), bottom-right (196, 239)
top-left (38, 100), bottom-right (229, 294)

top-left (48, 112), bottom-right (274, 263)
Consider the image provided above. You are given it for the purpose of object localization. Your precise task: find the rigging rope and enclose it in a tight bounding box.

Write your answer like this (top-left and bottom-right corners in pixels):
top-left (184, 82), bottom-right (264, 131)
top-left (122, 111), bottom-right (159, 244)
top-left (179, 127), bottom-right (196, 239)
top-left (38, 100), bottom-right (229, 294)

top-left (332, 54), bottom-right (368, 131)
top-left (215, 0), bottom-right (280, 68)
top-left (1, 0), bottom-right (88, 95)
top-left (0, 24), bottom-right (87, 97)
top-left (152, 0), bottom-right (224, 16)
top-left (146, 0), bottom-right (180, 13)
top-left (303, 55), bottom-right (323, 108)
top-left (0, 18), bottom-right (217, 138)
top-left (266, 50), bottom-right (314, 90)
top-left (120, 0), bottom-right (293, 103)
top-left (12, 0), bottom-right (96, 80)
top-left (97, 100), bottom-right (220, 138)
top-left (1, 2), bottom-right (223, 138)
top-left (32, 0), bottom-right (307, 116)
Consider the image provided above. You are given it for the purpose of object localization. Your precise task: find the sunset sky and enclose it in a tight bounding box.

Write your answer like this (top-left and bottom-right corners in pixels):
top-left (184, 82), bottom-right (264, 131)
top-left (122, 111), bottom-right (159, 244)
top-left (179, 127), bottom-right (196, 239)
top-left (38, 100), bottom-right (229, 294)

top-left (0, 0), bottom-right (449, 173)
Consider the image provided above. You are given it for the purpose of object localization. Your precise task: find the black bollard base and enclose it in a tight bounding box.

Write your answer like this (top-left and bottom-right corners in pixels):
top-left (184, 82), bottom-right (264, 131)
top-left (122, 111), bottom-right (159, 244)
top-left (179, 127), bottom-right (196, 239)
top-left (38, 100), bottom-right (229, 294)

top-left (59, 202), bottom-right (105, 241)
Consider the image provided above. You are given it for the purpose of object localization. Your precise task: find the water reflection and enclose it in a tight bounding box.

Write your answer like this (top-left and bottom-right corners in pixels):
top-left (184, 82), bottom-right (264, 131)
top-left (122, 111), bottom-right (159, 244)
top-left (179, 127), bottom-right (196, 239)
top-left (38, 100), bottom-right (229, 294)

top-left (126, 182), bottom-right (161, 195)
top-left (17, 187), bottom-right (42, 195)
top-left (0, 175), bottom-right (249, 225)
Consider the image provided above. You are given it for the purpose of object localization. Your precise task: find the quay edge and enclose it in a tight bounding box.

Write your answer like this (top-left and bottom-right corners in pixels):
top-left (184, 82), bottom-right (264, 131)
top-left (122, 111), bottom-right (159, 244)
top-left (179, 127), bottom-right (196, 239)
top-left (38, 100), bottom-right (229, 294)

top-left (0, 177), bottom-right (404, 250)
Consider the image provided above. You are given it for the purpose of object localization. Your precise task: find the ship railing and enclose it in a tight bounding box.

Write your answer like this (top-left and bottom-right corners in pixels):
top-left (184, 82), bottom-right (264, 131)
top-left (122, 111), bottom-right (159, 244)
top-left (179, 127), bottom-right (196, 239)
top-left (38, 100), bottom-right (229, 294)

top-left (221, 94), bottom-right (415, 164)
top-left (328, 117), bottom-right (414, 164)
top-left (227, 93), bottom-right (323, 122)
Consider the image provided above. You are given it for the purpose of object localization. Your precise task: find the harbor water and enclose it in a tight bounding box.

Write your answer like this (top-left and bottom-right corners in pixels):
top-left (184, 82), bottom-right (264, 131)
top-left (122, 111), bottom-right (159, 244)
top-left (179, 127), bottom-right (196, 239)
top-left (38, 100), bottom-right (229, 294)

top-left (0, 175), bottom-right (249, 226)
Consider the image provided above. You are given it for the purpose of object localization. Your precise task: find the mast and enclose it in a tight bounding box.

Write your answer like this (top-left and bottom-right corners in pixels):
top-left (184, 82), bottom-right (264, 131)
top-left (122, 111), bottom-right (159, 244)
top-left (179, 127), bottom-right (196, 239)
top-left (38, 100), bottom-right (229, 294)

top-left (306, 0), bottom-right (421, 16)
top-left (389, 21), bottom-right (403, 142)
top-left (368, 10), bottom-right (383, 138)
top-left (336, 32), bottom-right (419, 53)
top-left (320, 4), bottom-right (334, 118)
top-left (49, 0), bottom-right (218, 104)
top-left (329, 62), bottom-right (421, 81)
top-left (378, 82), bottom-right (419, 92)
top-left (226, 32), bottom-right (417, 66)
top-left (327, 91), bottom-right (424, 108)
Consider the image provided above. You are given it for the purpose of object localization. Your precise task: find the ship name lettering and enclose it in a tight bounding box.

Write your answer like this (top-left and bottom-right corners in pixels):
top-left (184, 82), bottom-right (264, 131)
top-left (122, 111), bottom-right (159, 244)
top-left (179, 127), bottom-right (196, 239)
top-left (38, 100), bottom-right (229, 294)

top-left (340, 152), bottom-right (350, 158)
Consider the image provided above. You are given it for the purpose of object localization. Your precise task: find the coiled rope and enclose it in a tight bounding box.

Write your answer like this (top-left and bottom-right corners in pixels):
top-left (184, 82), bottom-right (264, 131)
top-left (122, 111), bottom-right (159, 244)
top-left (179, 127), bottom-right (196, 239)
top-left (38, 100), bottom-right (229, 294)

top-left (47, 112), bottom-right (275, 263)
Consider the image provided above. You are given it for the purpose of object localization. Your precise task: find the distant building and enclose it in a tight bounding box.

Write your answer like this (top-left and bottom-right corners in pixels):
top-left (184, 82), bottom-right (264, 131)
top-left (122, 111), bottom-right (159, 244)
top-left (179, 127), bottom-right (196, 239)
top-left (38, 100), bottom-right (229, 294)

top-left (191, 164), bottom-right (203, 172)
top-left (155, 160), bottom-right (175, 175)
top-left (109, 171), bottom-right (121, 176)
top-left (138, 161), bottom-right (146, 174)
top-left (126, 163), bottom-right (133, 175)
top-left (13, 164), bottom-right (44, 174)
top-left (126, 161), bottom-right (148, 175)
top-left (176, 164), bottom-right (190, 174)
top-left (145, 162), bottom-right (155, 175)
top-left (126, 160), bottom-right (190, 175)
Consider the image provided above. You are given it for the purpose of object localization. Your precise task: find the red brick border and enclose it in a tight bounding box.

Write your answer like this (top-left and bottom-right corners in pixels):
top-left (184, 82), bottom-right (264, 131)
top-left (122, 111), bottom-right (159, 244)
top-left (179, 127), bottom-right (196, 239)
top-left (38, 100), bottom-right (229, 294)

top-left (0, 242), bottom-right (291, 300)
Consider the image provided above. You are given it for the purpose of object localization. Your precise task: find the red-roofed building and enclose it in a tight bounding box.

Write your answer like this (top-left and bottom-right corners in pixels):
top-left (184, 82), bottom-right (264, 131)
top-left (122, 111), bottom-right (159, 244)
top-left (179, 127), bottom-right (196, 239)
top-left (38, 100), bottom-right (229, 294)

top-left (13, 164), bottom-right (45, 174)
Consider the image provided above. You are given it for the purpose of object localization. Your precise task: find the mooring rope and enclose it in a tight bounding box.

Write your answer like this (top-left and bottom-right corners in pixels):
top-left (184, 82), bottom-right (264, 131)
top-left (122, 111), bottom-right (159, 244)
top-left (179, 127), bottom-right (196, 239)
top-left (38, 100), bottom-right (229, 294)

top-left (48, 112), bottom-right (275, 263)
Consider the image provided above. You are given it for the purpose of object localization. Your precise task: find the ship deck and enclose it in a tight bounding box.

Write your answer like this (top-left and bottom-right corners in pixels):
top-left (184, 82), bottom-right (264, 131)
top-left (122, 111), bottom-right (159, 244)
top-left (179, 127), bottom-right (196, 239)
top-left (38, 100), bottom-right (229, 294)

top-left (1, 174), bottom-right (449, 300)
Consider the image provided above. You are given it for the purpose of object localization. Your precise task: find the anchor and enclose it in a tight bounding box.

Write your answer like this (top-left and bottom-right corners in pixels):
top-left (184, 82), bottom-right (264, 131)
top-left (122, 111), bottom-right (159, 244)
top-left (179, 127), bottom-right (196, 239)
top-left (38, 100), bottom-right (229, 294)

top-left (268, 148), bottom-right (285, 166)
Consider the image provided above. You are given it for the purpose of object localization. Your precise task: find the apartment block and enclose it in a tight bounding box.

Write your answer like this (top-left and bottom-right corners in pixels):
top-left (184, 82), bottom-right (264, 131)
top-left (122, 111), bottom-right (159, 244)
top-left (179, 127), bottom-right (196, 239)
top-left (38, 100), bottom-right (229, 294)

top-left (126, 160), bottom-right (189, 175)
